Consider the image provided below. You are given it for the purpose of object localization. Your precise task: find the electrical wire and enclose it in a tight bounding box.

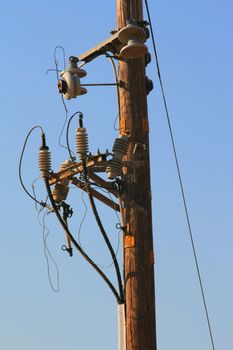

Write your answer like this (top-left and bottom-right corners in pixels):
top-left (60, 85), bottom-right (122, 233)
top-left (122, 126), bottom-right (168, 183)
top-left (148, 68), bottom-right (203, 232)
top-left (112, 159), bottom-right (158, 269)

top-left (19, 126), bottom-right (47, 207)
top-left (76, 190), bottom-right (120, 269)
top-left (85, 185), bottom-right (122, 265)
top-left (95, 226), bottom-right (121, 269)
top-left (44, 177), bottom-right (123, 303)
top-left (54, 46), bottom-right (66, 79)
top-left (66, 111), bottom-right (83, 162)
top-left (53, 46), bottom-right (71, 151)
top-left (77, 191), bottom-right (88, 247)
top-left (62, 86), bottom-right (124, 301)
top-left (87, 191), bottom-right (124, 302)
top-left (31, 177), bottom-right (50, 212)
top-left (37, 207), bottom-right (60, 292)
top-left (144, 1), bottom-right (216, 349)
top-left (32, 177), bottom-right (41, 211)
top-left (107, 55), bottom-right (121, 131)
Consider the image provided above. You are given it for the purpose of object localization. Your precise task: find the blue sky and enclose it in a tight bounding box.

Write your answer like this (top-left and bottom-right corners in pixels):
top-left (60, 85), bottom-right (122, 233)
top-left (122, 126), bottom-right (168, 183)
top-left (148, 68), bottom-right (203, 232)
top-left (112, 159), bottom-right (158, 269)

top-left (0, 1), bottom-right (232, 349)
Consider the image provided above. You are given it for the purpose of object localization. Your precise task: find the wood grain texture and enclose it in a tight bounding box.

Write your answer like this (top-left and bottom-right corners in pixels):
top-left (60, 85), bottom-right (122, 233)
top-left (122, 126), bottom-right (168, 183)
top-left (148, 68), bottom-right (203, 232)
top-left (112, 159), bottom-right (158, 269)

top-left (116, 1), bottom-right (157, 349)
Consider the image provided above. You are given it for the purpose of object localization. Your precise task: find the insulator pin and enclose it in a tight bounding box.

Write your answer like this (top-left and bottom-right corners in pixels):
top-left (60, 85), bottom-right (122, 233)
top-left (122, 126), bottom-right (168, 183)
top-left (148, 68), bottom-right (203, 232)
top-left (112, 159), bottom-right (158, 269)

top-left (38, 148), bottom-right (51, 179)
top-left (76, 127), bottom-right (89, 160)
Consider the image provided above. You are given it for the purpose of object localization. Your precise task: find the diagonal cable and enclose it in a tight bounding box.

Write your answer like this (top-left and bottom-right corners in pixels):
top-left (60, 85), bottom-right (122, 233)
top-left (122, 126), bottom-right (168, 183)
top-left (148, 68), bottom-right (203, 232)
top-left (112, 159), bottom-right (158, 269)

top-left (144, 1), bottom-right (216, 349)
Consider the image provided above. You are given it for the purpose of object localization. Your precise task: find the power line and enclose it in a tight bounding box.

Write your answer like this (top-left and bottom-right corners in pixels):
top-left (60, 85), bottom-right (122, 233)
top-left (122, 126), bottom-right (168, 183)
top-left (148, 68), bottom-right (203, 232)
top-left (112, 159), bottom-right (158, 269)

top-left (19, 126), bottom-right (47, 207)
top-left (44, 177), bottom-right (123, 303)
top-left (144, 1), bottom-right (216, 349)
top-left (88, 191), bottom-right (124, 302)
top-left (38, 208), bottom-right (60, 293)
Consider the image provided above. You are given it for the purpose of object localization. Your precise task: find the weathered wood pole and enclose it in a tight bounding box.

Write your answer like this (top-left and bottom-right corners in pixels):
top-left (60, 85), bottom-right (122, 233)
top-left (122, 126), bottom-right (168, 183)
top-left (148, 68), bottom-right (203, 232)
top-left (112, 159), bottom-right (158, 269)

top-left (116, 1), bottom-right (157, 349)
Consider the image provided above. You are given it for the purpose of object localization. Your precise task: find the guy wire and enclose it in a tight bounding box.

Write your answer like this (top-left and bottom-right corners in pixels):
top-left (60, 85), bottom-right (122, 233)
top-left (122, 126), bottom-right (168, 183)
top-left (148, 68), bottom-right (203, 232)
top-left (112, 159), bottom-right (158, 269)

top-left (144, 1), bottom-right (216, 349)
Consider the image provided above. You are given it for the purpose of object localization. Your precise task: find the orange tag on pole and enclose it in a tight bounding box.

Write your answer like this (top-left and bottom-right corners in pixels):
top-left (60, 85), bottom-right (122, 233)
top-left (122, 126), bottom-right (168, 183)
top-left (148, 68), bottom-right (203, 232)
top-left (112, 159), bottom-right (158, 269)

top-left (124, 235), bottom-right (135, 248)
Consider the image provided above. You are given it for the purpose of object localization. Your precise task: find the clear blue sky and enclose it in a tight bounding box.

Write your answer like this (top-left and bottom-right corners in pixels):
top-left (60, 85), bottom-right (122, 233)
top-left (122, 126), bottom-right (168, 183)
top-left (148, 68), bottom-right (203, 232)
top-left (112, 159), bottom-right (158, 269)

top-left (0, 1), bottom-right (232, 349)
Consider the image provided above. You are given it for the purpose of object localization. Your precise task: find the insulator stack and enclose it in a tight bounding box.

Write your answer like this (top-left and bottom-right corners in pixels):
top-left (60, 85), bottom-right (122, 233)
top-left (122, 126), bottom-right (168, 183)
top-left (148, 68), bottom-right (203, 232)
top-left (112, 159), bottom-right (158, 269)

top-left (59, 160), bottom-right (73, 186)
top-left (106, 135), bottom-right (129, 179)
top-left (112, 136), bottom-right (129, 158)
top-left (52, 160), bottom-right (73, 203)
top-left (76, 127), bottom-right (89, 160)
top-left (38, 148), bottom-right (51, 179)
top-left (52, 183), bottom-right (69, 204)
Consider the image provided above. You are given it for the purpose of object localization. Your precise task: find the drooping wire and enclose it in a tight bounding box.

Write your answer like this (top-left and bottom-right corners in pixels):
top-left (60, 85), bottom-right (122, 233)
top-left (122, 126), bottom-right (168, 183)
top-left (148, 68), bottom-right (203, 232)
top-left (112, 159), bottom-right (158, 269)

top-left (87, 191), bottom-right (124, 302)
top-left (32, 177), bottom-right (49, 212)
top-left (107, 55), bottom-right (121, 131)
top-left (65, 112), bottom-right (124, 301)
top-left (44, 177), bottom-right (122, 303)
top-left (54, 46), bottom-right (66, 79)
top-left (77, 191), bottom-right (88, 247)
top-left (32, 177), bottom-right (41, 211)
top-left (66, 111), bottom-right (82, 162)
top-left (89, 185), bottom-right (122, 262)
top-left (19, 126), bottom-right (47, 207)
top-left (37, 207), bottom-right (60, 293)
top-left (144, 1), bottom-right (216, 349)
top-left (53, 46), bottom-right (70, 151)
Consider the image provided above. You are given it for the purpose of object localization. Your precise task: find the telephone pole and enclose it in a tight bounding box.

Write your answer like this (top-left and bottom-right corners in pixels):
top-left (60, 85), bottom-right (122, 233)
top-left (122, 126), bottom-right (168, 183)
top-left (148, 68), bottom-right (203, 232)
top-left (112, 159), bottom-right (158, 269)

top-left (116, 1), bottom-right (157, 349)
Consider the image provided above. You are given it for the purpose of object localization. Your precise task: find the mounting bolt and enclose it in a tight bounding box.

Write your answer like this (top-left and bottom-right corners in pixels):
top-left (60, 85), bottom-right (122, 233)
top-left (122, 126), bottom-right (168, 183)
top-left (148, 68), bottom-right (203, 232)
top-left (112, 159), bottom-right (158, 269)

top-left (145, 52), bottom-right (151, 66)
top-left (145, 77), bottom-right (153, 95)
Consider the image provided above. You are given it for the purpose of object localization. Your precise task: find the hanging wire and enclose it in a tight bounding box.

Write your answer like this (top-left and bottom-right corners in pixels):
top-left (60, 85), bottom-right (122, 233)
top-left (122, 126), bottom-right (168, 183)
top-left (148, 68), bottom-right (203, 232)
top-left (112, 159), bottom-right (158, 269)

top-left (66, 111), bottom-right (83, 162)
top-left (37, 207), bottom-right (60, 292)
top-left (32, 177), bottom-right (42, 211)
top-left (77, 190), bottom-right (121, 269)
top-left (77, 191), bottom-right (88, 247)
top-left (19, 126), bottom-right (47, 207)
top-left (53, 46), bottom-right (71, 151)
top-left (44, 177), bottom-right (123, 303)
top-left (87, 191), bottom-right (124, 302)
top-left (54, 46), bottom-right (66, 78)
top-left (144, 1), bottom-right (216, 349)
top-left (107, 55), bottom-right (121, 131)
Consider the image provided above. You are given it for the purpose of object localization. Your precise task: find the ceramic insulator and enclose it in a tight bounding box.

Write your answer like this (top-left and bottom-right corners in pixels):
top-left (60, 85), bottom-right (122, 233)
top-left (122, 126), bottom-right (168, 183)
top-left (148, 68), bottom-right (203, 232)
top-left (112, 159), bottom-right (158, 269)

top-left (52, 183), bottom-right (69, 204)
top-left (106, 159), bottom-right (123, 179)
top-left (112, 136), bottom-right (129, 157)
top-left (76, 127), bottom-right (89, 160)
top-left (106, 135), bottom-right (129, 179)
top-left (59, 160), bottom-right (72, 187)
top-left (38, 148), bottom-right (51, 179)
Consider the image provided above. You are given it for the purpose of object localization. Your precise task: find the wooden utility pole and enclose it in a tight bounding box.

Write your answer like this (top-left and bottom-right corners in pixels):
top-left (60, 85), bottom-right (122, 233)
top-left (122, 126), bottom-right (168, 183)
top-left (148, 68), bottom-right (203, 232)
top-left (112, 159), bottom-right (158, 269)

top-left (116, 1), bottom-right (157, 349)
